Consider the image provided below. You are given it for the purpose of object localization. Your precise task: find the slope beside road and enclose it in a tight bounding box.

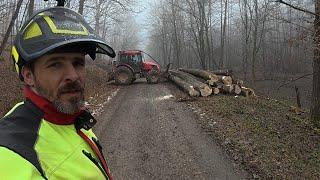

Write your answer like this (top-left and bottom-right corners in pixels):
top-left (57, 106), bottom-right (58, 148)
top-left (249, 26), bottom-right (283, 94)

top-left (94, 81), bottom-right (247, 180)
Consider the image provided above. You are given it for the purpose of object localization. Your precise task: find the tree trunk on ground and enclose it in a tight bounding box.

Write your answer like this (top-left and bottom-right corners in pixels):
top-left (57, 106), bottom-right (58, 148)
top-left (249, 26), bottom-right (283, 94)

top-left (179, 68), bottom-right (219, 81)
top-left (211, 69), bottom-right (232, 76)
top-left (0, 0), bottom-right (23, 59)
top-left (169, 70), bottom-right (212, 97)
top-left (241, 87), bottom-right (256, 98)
top-left (168, 74), bottom-right (200, 97)
top-left (234, 79), bottom-right (244, 87)
top-left (311, 0), bottom-right (320, 128)
top-left (218, 75), bottom-right (233, 85)
top-left (222, 84), bottom-right (234, 94)
top-left (234, 84), bottom-right (242, 95)
top-left (213, 87), bottom-right (220, 95)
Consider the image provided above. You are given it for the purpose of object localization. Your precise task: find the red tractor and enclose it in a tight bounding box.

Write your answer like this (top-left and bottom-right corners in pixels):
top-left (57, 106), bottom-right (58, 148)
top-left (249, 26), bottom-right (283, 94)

top-left (112, 50), bottom-right (161, 85)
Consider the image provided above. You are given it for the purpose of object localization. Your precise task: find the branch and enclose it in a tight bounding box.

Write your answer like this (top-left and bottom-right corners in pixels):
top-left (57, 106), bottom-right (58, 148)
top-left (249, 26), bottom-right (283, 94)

top-left (269, 15), bottom-right (313, 32)
top-left (276, 0), bottom-right (318, 17)
top-left (277, 73), bottom-right (313, 90)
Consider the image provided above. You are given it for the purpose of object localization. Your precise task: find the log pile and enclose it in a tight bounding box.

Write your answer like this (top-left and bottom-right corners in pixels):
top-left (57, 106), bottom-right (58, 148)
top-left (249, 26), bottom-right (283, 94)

top-left (168, 68), bottom-right (256, 98)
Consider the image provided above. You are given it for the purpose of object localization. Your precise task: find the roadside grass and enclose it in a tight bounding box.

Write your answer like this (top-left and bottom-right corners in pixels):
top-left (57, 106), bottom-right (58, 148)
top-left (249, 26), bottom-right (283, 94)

top-left (188, 95), bottom-right (320, 179)
top-left (85, 64), bottom-right (118, 109)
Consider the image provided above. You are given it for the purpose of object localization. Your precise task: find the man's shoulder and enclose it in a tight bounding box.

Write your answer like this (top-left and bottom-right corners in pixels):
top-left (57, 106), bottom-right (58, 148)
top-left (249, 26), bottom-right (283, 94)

top-left (0, 100), bottom-right (46, 178)
top-left (0, 100), bottom-right (43, 147)
top-left (0, 100), bottom-right (43, 127)
top-left (2, 99), bottom-right (43, 117)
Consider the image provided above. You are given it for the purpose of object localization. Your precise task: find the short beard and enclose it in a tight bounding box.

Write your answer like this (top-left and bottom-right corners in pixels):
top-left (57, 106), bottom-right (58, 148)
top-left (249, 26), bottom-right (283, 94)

top-left (34, 81), bottom-right (85, 115)
top-left (52, 97), bottom-right (84, 115)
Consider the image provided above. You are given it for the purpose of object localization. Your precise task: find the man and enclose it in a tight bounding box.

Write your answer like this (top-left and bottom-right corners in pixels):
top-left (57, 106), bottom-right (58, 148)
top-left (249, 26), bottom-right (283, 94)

top-left (0, 6), bottom-right (115, 179)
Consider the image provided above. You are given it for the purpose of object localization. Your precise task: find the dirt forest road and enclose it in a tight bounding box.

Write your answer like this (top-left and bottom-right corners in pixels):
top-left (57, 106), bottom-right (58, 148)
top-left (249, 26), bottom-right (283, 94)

top-left (94, 81), bottom-right (247, 180)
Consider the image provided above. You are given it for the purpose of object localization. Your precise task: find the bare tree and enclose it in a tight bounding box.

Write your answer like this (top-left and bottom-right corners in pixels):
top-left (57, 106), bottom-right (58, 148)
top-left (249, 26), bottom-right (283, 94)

top-left (239, 0), bottom-right (251, 81)
top-left (27, 0), bottom-right (35, 18)
top-left (78, 0), bottom-right (85, 15)
top-left (0, 0), bottom-right (23, 60)
top-left (312, 0), bottom-right (320, 127)
top-left (220, 0), bottom-right (228, 68)
top-left (277, 0), bottom-right (320, 127)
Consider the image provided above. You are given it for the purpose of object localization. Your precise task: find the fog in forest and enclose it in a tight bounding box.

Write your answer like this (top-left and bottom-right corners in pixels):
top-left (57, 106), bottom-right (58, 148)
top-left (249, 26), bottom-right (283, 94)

top-left (0, 0), bottom-right (317, 107)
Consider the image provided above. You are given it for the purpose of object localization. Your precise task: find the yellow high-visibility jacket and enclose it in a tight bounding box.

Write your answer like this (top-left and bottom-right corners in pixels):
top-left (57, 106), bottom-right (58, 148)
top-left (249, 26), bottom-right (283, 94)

top-left (0, 87), bottom-right (112, 179)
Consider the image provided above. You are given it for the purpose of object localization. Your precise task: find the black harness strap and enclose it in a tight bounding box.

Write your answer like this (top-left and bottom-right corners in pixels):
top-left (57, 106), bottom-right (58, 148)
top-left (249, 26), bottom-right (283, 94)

top-left (0, 100), bottom-right (47, 179)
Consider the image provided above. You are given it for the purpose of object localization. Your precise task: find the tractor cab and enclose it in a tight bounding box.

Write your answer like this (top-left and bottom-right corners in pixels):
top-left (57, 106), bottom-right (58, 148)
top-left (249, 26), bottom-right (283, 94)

top-left (117, 50), bottom-right (143, 73)
top-left (112, 50), bottom-right (161, 85)
top-left (116, 50), bottom-right (160, 73)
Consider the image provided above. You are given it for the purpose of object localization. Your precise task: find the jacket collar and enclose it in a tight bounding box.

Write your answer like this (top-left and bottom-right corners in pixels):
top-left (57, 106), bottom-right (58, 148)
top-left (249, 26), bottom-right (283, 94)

top-left (23, 86), bottom-right (85, 125)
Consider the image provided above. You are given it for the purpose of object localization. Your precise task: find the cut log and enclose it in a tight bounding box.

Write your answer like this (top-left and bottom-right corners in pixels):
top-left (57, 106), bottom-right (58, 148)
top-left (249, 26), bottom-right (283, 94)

top-left (234, 79), bottom-right (244, 87)
top-left (194, 76), bottom-right (207, 84)
top-left (234, 84), bottom-right (242, 95)
top-left (217, 75), bottom-right (233, 85)
top-left (179, 68), bottom-right (219, 80)
top-left (169, 70), bottom-right (212, 97)
top-left (222, 84), bottom-right (234, 94)
top-left (211, 69), bottom-right (232, 76)
top-left (207, 78), bottom-right (219, 86)
top-left (213, 87), bottom-right (220, 95)
top-left (179, 68), bottom-right (219, 86)
top-left (215, 82), bottom-right (224, 89)
top-left (241, 87), bottom-right (256, 98)
top-left (194, 76), bottom-right (217, 87)
top-left (168, 74), bottom-right (200, 97)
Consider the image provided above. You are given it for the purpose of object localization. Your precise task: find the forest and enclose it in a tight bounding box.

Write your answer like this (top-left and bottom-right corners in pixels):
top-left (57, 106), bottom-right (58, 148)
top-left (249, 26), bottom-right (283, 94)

top-left (0, 1), bottom-right (320, 179)
top-left (0, 0), bottom-right (319, 126)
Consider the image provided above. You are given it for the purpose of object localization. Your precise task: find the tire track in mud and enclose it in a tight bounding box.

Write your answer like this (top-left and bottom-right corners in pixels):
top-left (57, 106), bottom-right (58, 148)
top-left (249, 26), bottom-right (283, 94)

top-left (94, 80), bottom-right (246, 180)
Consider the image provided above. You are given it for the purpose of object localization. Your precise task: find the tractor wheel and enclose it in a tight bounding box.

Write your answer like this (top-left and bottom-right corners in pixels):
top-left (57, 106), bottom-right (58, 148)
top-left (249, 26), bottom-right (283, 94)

top-left (146, 68), bottom-right (160, 84)
top-left (114, 66), bottom-right (133, 85)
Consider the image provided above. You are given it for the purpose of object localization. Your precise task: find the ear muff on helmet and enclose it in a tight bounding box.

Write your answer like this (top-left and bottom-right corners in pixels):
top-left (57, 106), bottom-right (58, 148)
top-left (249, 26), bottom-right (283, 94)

top-left (11, 46), bottom-right (25, 80)
top-left (12, 6), bottom-right (115, 80)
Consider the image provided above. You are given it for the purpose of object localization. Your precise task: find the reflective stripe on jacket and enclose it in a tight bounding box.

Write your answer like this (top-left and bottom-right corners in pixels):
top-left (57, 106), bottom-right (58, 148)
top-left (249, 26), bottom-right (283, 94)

top-left (0, 100), bottom-right (110, 179)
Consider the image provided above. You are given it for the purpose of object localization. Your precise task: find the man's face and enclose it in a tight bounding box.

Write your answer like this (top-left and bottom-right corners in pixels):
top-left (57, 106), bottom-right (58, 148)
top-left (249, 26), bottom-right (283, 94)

top-left (23, 53), bottom-right (86, 114)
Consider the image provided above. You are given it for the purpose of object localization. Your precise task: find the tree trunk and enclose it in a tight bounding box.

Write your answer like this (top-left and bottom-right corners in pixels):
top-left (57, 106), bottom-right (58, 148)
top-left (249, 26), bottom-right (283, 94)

top-left (241, 87), bottom-right (256, 98)
top-left (220, 0), bottom-right (228, 68)
top-left (94, 0), bottom-right (103, 35)
top-left (240, 0), bottom-right (250, 81)
top-left (218, 75), bottom-right (233, 85)
top-left (222, 84), bottom-right (234, 94)
top-left (179, 68), bottom-right (219, 82)
top-left (169, 70), bottom-right (212, 97)
top-left (211, 69), bottom-right (232, 76)
top-left (311, 0), bottom-right (320, 128)
top-left (78, 0), bottom-right (85, 15)
top-left (28, 0), bottom-right (35, 18)
top-left (168, 74), bottom-right (200, 97)
top-left (213, 87), bottom-right (220, 95)
top-left (0, 0), bottom-right (23, 59)
top-left (251, 0), bottom-right (259, 88)
top-left (234, 84), bottom-right (242, 95)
